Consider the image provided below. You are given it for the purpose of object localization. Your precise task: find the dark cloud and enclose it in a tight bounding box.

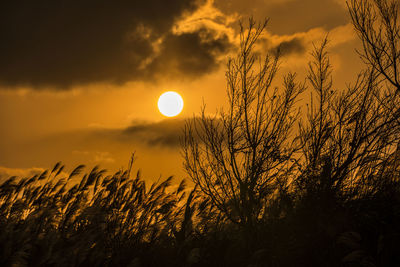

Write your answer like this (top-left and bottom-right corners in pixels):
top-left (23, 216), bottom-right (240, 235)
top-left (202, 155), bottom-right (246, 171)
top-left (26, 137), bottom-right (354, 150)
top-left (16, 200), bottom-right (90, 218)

top-left (121, 119), bottom-right (187, 148)
top-left (150, 28), bottom-right (232, 78)
top-left (269, 37), bottom-right (306, 56)
top-left (0, 0), bottom-right (231, 89)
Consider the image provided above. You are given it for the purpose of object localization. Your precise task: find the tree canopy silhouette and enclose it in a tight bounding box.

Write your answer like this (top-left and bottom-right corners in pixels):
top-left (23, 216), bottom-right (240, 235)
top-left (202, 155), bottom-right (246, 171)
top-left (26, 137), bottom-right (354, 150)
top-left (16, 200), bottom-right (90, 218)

top-left (183, 18), bottom-right (305, 231)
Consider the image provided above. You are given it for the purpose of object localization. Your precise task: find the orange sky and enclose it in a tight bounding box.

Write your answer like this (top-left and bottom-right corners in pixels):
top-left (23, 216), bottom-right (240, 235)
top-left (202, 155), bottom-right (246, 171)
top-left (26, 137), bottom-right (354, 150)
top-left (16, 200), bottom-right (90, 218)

top-left (0, 0), bottom-right (365, 182)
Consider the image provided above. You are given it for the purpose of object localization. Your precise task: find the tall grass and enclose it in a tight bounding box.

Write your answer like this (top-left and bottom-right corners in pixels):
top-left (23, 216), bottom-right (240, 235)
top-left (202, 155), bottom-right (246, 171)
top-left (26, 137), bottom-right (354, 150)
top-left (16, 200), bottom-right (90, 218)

top-left (0, 161), bottom-right (211, 266)
top-left (1, 153), bottom-right (399, 266)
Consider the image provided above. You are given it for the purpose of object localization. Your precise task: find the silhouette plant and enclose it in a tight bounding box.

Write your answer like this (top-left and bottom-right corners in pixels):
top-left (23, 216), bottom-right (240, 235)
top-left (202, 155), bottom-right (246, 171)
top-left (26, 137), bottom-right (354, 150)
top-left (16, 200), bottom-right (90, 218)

top-left (0, 159), bottom-right (203, 266)
top-left (183, 18), bottom-right (305, 236)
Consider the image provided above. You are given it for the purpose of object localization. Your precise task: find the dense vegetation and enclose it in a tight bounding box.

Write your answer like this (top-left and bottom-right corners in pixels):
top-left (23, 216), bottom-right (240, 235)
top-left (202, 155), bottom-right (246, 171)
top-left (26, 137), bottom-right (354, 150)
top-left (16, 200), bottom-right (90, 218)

top-left (1, 0), bottom-right (400, 266)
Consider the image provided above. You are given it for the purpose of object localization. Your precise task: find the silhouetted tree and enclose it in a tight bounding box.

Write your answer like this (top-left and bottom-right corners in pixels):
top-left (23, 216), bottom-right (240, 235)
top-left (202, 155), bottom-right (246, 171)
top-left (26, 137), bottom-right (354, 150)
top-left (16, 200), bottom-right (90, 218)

top-left (296, 22), bottom-right (400, 205)
top-left (348, 0), bottom-right (400, 93)
top-left (182, 18), bottom-right (305, 233)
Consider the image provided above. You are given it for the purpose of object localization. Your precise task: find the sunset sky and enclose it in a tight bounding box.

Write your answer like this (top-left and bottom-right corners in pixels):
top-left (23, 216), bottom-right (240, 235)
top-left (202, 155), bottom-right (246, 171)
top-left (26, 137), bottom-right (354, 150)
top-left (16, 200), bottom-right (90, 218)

top-left (0, 0), bottom-right (365, 182)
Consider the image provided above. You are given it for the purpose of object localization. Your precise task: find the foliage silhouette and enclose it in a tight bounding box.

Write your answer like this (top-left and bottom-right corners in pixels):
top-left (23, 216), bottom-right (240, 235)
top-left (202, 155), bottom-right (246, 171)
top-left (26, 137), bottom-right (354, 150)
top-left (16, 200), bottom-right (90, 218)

top-left (183, 18), bottom-right (305, 235)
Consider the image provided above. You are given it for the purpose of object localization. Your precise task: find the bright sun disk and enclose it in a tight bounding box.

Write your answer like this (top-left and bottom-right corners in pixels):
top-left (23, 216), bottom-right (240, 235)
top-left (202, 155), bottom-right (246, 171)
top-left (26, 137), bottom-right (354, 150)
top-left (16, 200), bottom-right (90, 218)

top-left (158, 91), bottom-right (184, 117)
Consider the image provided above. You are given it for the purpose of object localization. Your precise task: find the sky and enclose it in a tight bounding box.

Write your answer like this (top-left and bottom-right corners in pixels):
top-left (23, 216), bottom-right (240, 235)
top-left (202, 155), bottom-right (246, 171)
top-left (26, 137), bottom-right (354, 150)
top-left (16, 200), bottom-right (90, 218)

top-left (0, 0), bottom-right (365, 182)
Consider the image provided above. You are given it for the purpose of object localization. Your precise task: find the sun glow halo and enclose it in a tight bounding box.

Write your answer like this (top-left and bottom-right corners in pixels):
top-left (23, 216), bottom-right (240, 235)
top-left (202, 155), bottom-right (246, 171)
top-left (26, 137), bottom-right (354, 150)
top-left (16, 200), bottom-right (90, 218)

top-left (157, 91), bottom-right (184, 117)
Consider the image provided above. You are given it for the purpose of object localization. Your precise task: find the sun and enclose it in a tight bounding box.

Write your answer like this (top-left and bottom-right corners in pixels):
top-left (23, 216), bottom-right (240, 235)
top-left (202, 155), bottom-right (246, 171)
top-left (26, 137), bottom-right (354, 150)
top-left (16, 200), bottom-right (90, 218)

top-left (158, 91), bottom-right (184, 117)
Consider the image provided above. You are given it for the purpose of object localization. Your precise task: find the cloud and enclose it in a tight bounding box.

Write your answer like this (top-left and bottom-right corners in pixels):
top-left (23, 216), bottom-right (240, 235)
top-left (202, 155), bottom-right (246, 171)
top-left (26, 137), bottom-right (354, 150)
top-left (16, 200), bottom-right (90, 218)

top-left (268, 37), bottom-right (306, 56)
top-left (0, 166), bottom-right (45, 183)
top-left (214, 0), bottom-right (349, 35)
top-left (0, 0), bottom-right (354, 90)
top-left (0, 0), bottom-right (233, 89)
top-left (276, 38), bottom-right (306, 56)
top-left (120, 119), bottom-right (187, 148)
top-left (58, 118), bottom-right (193, 149)
top-left (72, 151), bottom-right (115, 164)
top-left (149, 28), bottom-right (232, 78)
top-left (0, 119), bottom-right (191, 179)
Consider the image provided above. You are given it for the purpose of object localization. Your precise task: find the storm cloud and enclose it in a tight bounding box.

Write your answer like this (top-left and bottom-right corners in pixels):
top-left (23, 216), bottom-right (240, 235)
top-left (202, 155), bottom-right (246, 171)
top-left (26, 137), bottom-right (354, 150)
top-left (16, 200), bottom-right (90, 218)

top-left (0, 0), bottom-right (231, 89)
